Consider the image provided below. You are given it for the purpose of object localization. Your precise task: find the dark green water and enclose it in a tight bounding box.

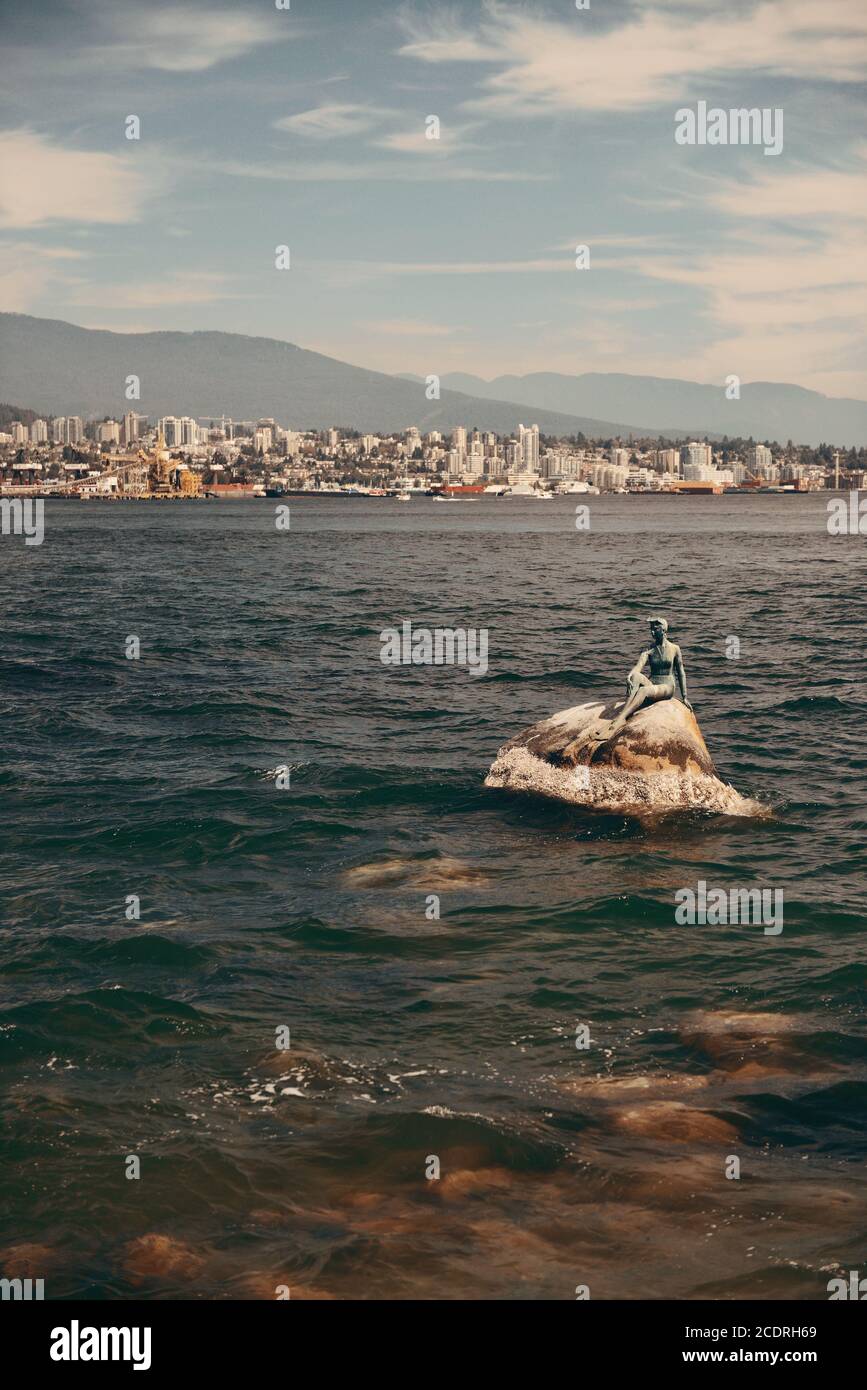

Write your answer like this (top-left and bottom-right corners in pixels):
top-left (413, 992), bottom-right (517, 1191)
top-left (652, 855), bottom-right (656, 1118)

top-left (1, 495), bottom-right (866, 1300)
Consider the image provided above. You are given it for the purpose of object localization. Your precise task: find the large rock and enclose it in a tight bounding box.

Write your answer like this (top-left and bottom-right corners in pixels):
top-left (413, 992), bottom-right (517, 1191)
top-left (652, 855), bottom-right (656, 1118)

top-left (485, 698), bottom-right (761, 815)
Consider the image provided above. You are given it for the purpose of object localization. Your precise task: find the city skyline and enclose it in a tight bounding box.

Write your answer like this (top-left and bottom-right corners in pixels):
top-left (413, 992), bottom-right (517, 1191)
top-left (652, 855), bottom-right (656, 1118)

top-left (0, 0), bottom-right (865, 399)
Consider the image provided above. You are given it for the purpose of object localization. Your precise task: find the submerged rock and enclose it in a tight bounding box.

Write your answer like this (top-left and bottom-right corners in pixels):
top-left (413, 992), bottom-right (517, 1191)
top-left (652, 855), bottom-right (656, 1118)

top-left (485, 698), bottom-right (762, 815)
top-left (121, 1234), bottom-right (205, 1285)
top-left (611, 1101), bottom-right (739, 1144)
top-left (342, 855), bottom-right (489, 890)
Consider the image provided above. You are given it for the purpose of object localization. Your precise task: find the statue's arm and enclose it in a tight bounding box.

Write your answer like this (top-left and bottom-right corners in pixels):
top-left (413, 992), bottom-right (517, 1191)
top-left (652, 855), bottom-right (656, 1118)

top-left (674, 646), bottom-right (693, 708)
top-left (629, 649), bottom-right (650, 679)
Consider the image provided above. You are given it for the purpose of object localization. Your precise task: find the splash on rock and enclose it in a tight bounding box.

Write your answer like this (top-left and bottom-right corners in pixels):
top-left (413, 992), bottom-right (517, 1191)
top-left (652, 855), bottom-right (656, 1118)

top-left (485, 698), bottom-right (766, 816)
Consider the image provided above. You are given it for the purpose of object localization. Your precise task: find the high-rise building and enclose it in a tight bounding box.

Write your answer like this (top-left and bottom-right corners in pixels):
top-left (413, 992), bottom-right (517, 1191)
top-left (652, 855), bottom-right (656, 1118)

top-left (52, 417), bottom-right (67, 444)
top-left (159, 417), bottom-right (198, 448)
top-left (451, 427), bottom-right (467, 453)
top-left (683, 442), bottom-right (713, 472)
top-left (683, 459), bottom-right (716, 481)
top-left (97, 420), bottom-right (120, 445)
top-left (748, 444), bottom-right (773, 475)
top-left (30, 418), bottom-right (48, 444)
top-left (519, 424), bottom-right (540, 474)
top-left (466, 439), bottom-right (485, 476)
top-left (123, 412), bottom-right (143, 446)
top-left (653, 448), bottom-right (680, 474)
top-left (505, 440), bottom-right (522, 469)
top-left (11, 421), bottom-right (27, 445)
top-left (67, 417), bottom-right (84, 445)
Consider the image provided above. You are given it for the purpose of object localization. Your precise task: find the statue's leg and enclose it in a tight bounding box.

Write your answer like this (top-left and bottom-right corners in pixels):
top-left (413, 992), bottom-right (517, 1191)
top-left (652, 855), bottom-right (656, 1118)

top-left (607, 674), bottom-right (653, 735)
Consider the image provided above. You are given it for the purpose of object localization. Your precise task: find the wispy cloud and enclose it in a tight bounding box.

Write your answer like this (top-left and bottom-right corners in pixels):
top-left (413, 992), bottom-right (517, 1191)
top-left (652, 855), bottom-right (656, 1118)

top-left (275, 103), bottom-right (391, 139)
top-left (608, 149), bottom-right (867, 394)
top-left (350, 257), bottom-right (573, 275)
top-left (399, 0), bottom-right (867, 114)
top-left (0, 241), bottom-right (88, 311)
top-left (365, 318), bottom-right (464, 336)
top-left (0, 129), bottom-right (156, 229)
top-left (66, 271), bottom-right (247, 309)
top-left (95, 2), bottom-right (282, 73)
top-left (373, 121), bottom-right (478, 155)
top-left (212, 158), bottom-right (546, 184)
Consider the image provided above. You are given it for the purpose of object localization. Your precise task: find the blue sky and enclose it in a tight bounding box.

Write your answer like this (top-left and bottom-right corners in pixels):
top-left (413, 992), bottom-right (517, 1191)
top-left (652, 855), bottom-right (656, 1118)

top-left (1, 0), bottom-right (865, 397)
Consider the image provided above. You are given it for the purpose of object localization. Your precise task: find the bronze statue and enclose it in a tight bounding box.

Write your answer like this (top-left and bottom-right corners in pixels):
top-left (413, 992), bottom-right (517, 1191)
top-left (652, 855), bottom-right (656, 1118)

top-left (606, 616), bottom-right (692, 737)
top-left (569, 617), bottom-right (693, 761)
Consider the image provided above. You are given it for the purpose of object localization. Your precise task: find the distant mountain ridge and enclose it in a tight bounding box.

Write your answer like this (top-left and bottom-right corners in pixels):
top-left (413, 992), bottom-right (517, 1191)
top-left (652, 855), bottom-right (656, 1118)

top-left (430, 371), bottom-right (867, 449)
top-left (0, 314), bottom-right (674, 441)
top-left (2, 314), bottom-right (859, 445)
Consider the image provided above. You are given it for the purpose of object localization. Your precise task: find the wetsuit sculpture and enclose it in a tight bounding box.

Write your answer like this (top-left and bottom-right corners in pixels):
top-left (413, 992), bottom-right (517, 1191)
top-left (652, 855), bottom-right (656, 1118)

top-left (605, 616), bottom-right (692, 737)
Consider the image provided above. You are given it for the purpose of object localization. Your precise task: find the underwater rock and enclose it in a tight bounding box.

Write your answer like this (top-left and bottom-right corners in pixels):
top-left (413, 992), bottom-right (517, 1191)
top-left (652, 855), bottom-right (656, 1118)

top-left (342, 855), bottom-right (489, 890)
top-left (122, 1234), bottom-right (205, 1285)
top-left (485, 698), bottom-right (761, 815)
top-left (611, 1101), bottom-right (739, 1144)
top-left (0, 1242), bottom-right (56, 1277)
top-left (558, 1072), bottom-right (711, 1100)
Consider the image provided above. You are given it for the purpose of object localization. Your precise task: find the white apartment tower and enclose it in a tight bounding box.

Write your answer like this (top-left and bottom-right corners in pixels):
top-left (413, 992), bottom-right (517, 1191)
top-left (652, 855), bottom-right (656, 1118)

top-left (519, 424), bottom-right (540, 474)
top-left (748, 444), bottom-right (773, 475)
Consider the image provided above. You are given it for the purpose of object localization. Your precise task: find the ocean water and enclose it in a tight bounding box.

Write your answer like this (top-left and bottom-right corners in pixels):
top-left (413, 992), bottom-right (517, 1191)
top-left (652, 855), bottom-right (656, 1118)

top-left (1, 494), bottom-right (866, 1301)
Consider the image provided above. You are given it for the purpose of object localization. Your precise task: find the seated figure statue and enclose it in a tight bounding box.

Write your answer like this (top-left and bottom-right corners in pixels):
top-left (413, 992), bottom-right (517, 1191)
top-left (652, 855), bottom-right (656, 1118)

top-left (570, 617), bottom-right (693, 761)
top-left (606, 615), bottom-right (692, 738)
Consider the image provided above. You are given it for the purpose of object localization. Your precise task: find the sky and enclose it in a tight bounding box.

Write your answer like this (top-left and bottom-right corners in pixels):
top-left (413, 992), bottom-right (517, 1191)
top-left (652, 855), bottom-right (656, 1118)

top-left (1, 0), bottom-right (865, 398)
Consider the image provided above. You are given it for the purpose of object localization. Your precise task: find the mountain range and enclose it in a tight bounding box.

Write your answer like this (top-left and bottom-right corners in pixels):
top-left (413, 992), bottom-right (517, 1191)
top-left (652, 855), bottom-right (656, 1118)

top-left (422, 372), bottom-right (867, 449)
top-left (0, 314), bottom-right (665, 441)
top-left (0, 313), bottom-right (862, 446)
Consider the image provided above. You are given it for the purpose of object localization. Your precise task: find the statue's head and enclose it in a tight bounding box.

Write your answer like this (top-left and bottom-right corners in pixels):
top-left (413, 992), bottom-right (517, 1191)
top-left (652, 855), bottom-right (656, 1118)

top-left (649, 616), bottom-right (669, 640)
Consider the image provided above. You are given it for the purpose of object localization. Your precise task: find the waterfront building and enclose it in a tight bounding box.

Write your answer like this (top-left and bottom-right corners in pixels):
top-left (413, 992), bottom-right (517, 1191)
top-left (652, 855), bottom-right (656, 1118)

top-left (683, 459), bottom-right (716, 482)
top-left (653, 448), bottom-right (680, 473)
top-left (519, 424), bottom-right (540, 473)
top-left (123, 412), bottom-right (145, 446)
top-left (748, 444), bottom-right (773, 475)
top-left (682, 441), bottom-right (713, 471)
top-left (97, 420), bottom-right (120, 445)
